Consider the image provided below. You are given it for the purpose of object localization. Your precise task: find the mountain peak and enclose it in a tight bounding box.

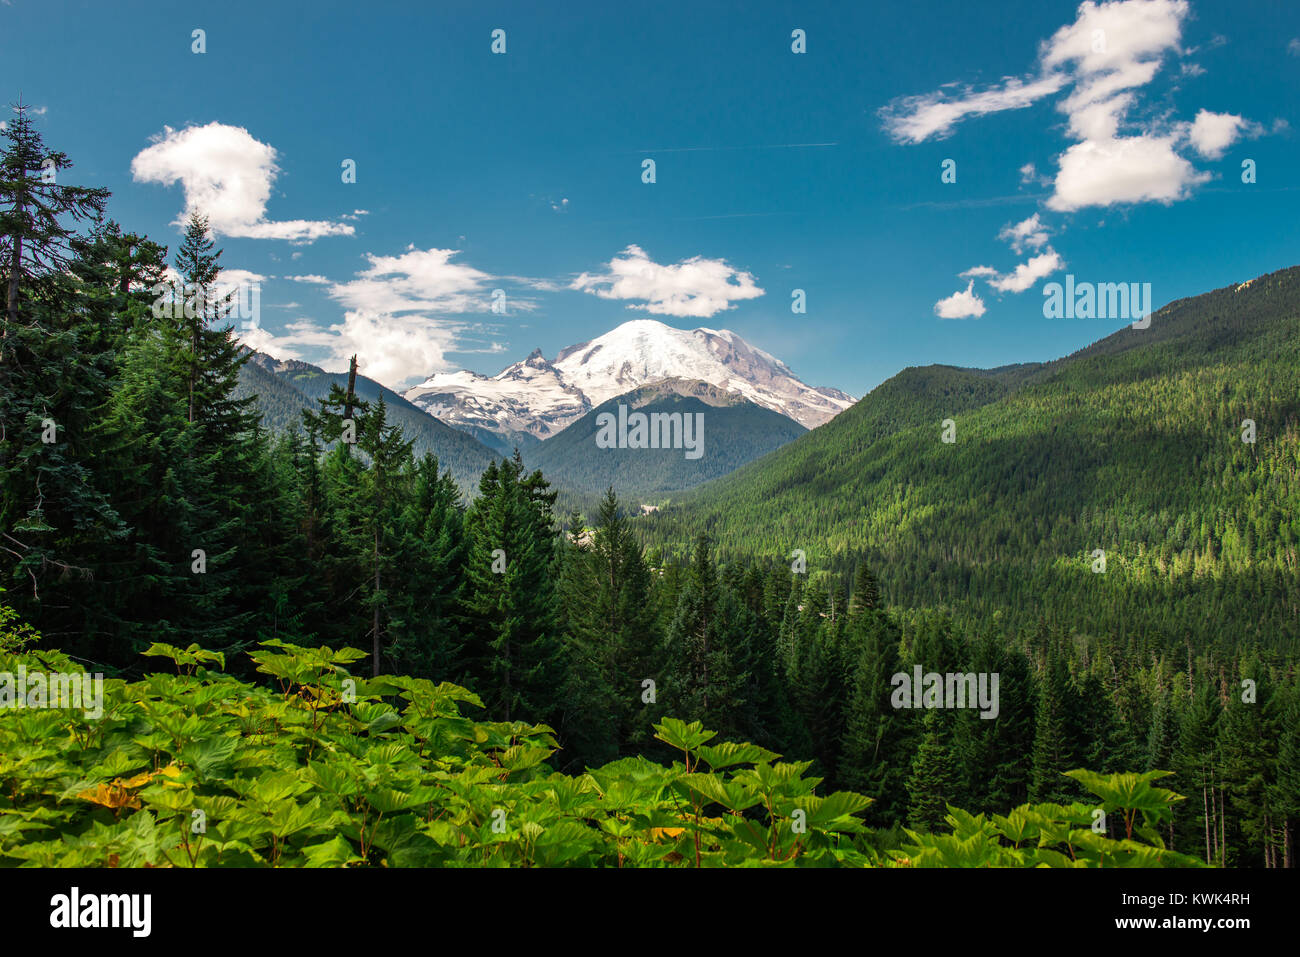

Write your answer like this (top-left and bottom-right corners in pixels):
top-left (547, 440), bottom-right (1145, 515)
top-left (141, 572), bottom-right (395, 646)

top-left (403, 320), bottom-right (854, 443)
top-left (550, 320), bottom-right (851, 426)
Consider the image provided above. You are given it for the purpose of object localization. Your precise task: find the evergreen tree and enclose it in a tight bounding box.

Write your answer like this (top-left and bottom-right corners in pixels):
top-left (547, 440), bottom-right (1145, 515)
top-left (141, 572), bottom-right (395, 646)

top-left (907, 709), bottom-right (957, 831)
top-left (1172, 677), bottom-right (1223, 864)
top-left (953, 627), bottom-right (1034, 813)
top-left (839, 609), bottom-right (908, 823)
top-left (1030, 652), bottom-right (1078, 804)
top-left (662, 534), bottom-right (743, 732)
top-left (389, 452), bottom-right (465, 679)
top-left (460, 454), bottom-right (565, 724)
top-left (0, 105), bottom-right (119, 640)
top-left (849, 562), bottom-right (880, 615)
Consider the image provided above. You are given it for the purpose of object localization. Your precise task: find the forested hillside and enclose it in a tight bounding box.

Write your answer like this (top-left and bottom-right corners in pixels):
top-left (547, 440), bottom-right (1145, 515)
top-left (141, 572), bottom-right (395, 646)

top-left (1, 107), bottom-right (1293, 870)
top-left (525, 380), bottom-right (806, 498)
top-left (641, 269), bottom-right (1300, 656)
top-left (237, 352), bottom-right (499, 493)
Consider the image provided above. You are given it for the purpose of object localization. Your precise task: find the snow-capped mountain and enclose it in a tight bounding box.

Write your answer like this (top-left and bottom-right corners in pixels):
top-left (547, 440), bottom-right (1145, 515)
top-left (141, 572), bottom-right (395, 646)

top-left (403, 348), bottom-right (590, 446)
top-left (403, 319), bottom-right (854, 444)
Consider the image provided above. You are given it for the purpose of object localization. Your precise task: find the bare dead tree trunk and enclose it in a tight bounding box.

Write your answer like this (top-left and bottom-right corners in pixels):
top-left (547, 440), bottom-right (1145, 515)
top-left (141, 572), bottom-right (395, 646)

top-left (5, 194), bottom-right (22, 342)
top-left (345, 354), bottom-right (358, 422)
top-left (372, 526), bottom-right (381, 677)
top-left (1204, 783), bottom-right (1212, 864)
top-left (1219, 786), bottom-right (1227, 864)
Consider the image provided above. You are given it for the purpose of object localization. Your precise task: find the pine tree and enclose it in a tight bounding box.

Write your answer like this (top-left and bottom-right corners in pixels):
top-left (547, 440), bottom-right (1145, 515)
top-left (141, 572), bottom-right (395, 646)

top-left (662, 534), bottom-right (743, 732)
top-left (907, 709), bottom-right (957, 831)
top-left (1172, 677), bottom-right (1223, 864)
top-left (0, 102), bottom-right (109, 351)
top-left (849, 562), bottom-right (880, 615)
top-left (1217, 659), bottom-right (1281, 867)
top-left (1030, 652), bottom-right (1078, 803)
top-left (0, 104), bottom-right (119, 641)
top-left (459, 455), bottom-right (565, 724)
top-left (839, 610), bottom-right (908, 821)
top-left (344, 395), bottom-right (416, 676)
top-left (390, 452), bottom-right (465, 680)
top-left (952, 628), bottom-right (1034, 813)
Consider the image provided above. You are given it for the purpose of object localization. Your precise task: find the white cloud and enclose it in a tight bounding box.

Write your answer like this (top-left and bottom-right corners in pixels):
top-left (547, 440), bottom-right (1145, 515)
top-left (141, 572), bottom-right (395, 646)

top-left (237, 312), bottom-right (466, 385)
top-left (214, 268), bottom-right (266, 297)
top-left (934, 281), bottom-right (986, 319)
top-left (328, 246), bottom-right (501, 316)
top-left (131, 123), bottom-right (354, 242)
top-left (987, 250), bottom-right (1065, 293)
top-left (880, 0), bottom-right (1258, 213)
top-left (998, 214), bottom-right (1051, 253)
top-left (1048, 134), bottom-right (1205, 210)
top-left (571, 244), bottom-right (764, 318)
top-left (1185, 109), bottom-right (1250, 158)
top-left (237, 246), bottom-right (536, 386)
top-left (1288, 38), bottom-right (1300, 57)
top-left (960, 265), bottom-right (1000, 278)
top-left (880, 75), bottom-right (1068, 143)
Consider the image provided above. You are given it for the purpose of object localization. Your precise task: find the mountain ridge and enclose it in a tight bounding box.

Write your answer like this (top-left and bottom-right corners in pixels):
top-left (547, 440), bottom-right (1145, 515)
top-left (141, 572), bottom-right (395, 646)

top-left (636, 264), bottom-right (1300, 651)
top-left (403, 318), bottom-right (853, 446)
top-left (235, 350), bottom-right (500, 493)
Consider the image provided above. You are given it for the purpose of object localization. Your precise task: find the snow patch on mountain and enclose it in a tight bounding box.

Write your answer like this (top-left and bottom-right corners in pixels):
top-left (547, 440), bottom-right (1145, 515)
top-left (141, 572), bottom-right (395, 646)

top-left (403, 319), bottom-right (853, 442)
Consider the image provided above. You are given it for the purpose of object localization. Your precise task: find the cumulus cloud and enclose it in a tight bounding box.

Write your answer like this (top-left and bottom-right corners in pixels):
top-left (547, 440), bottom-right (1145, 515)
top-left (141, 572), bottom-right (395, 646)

top-left (1185, 109), bottom-right (1253, 158)
top-left (1289, 38), bottom-right (1300, 57)
top-left (571, 244), bottom-right (764, 318)
top-left (236, 246), bottom-right (540, 386)
top-left (237, 311), bottom-right (466, 386)
top-left (1049, 135), bottom-right (1206, 210)
top-left (987, 250), bottom-right (1066, 293)
top-left (155, 266), bottom-right (265, 313)
top-left (880, 0), bottom-right (1259, 213)
top-left (132, 123), bottom-right (354, 242)
top-left (328, 246), bottom-right (498, 316)
top-left (934, 280), bottom-right (987, 319)
top-left (998, 214), bottom-right (1051, 253)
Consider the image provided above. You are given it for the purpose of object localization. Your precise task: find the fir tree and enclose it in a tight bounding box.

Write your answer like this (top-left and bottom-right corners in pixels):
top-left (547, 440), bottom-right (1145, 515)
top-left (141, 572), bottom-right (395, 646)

top-left (907, 709), bottom-right (958, 831)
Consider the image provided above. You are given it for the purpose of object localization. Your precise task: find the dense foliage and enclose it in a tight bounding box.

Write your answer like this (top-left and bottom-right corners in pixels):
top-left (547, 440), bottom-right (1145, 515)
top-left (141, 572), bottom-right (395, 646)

top-left (235, 353), bottom-right (499, 493)
top-left (640, 273), bottom-right (1300, 659)
top-left (0, 623), bottom-right (1204, 868)
top-left (525, 386), bottom-right (806, 501)
top-left (1, 106), bottom-right (1293, 869)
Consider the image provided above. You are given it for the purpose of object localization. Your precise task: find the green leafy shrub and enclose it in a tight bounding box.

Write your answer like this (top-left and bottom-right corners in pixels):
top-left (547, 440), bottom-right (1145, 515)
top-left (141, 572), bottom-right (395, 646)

top-left (0, 626), bottom-right (1205, 868)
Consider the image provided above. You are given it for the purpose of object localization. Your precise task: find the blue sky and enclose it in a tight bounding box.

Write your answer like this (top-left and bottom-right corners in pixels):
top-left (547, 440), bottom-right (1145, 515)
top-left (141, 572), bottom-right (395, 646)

top-left (3, 0), bottom-right (1297, 398)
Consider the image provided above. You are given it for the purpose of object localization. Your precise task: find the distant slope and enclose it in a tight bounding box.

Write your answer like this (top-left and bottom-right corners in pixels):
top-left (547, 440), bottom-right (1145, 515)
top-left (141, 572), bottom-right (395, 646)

top-left (640, 266), bottom-right (1300, 651)
top-left (235, 352), bottom-right (499, 493)
top-left (526, 379), bottom-right (806, 496)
